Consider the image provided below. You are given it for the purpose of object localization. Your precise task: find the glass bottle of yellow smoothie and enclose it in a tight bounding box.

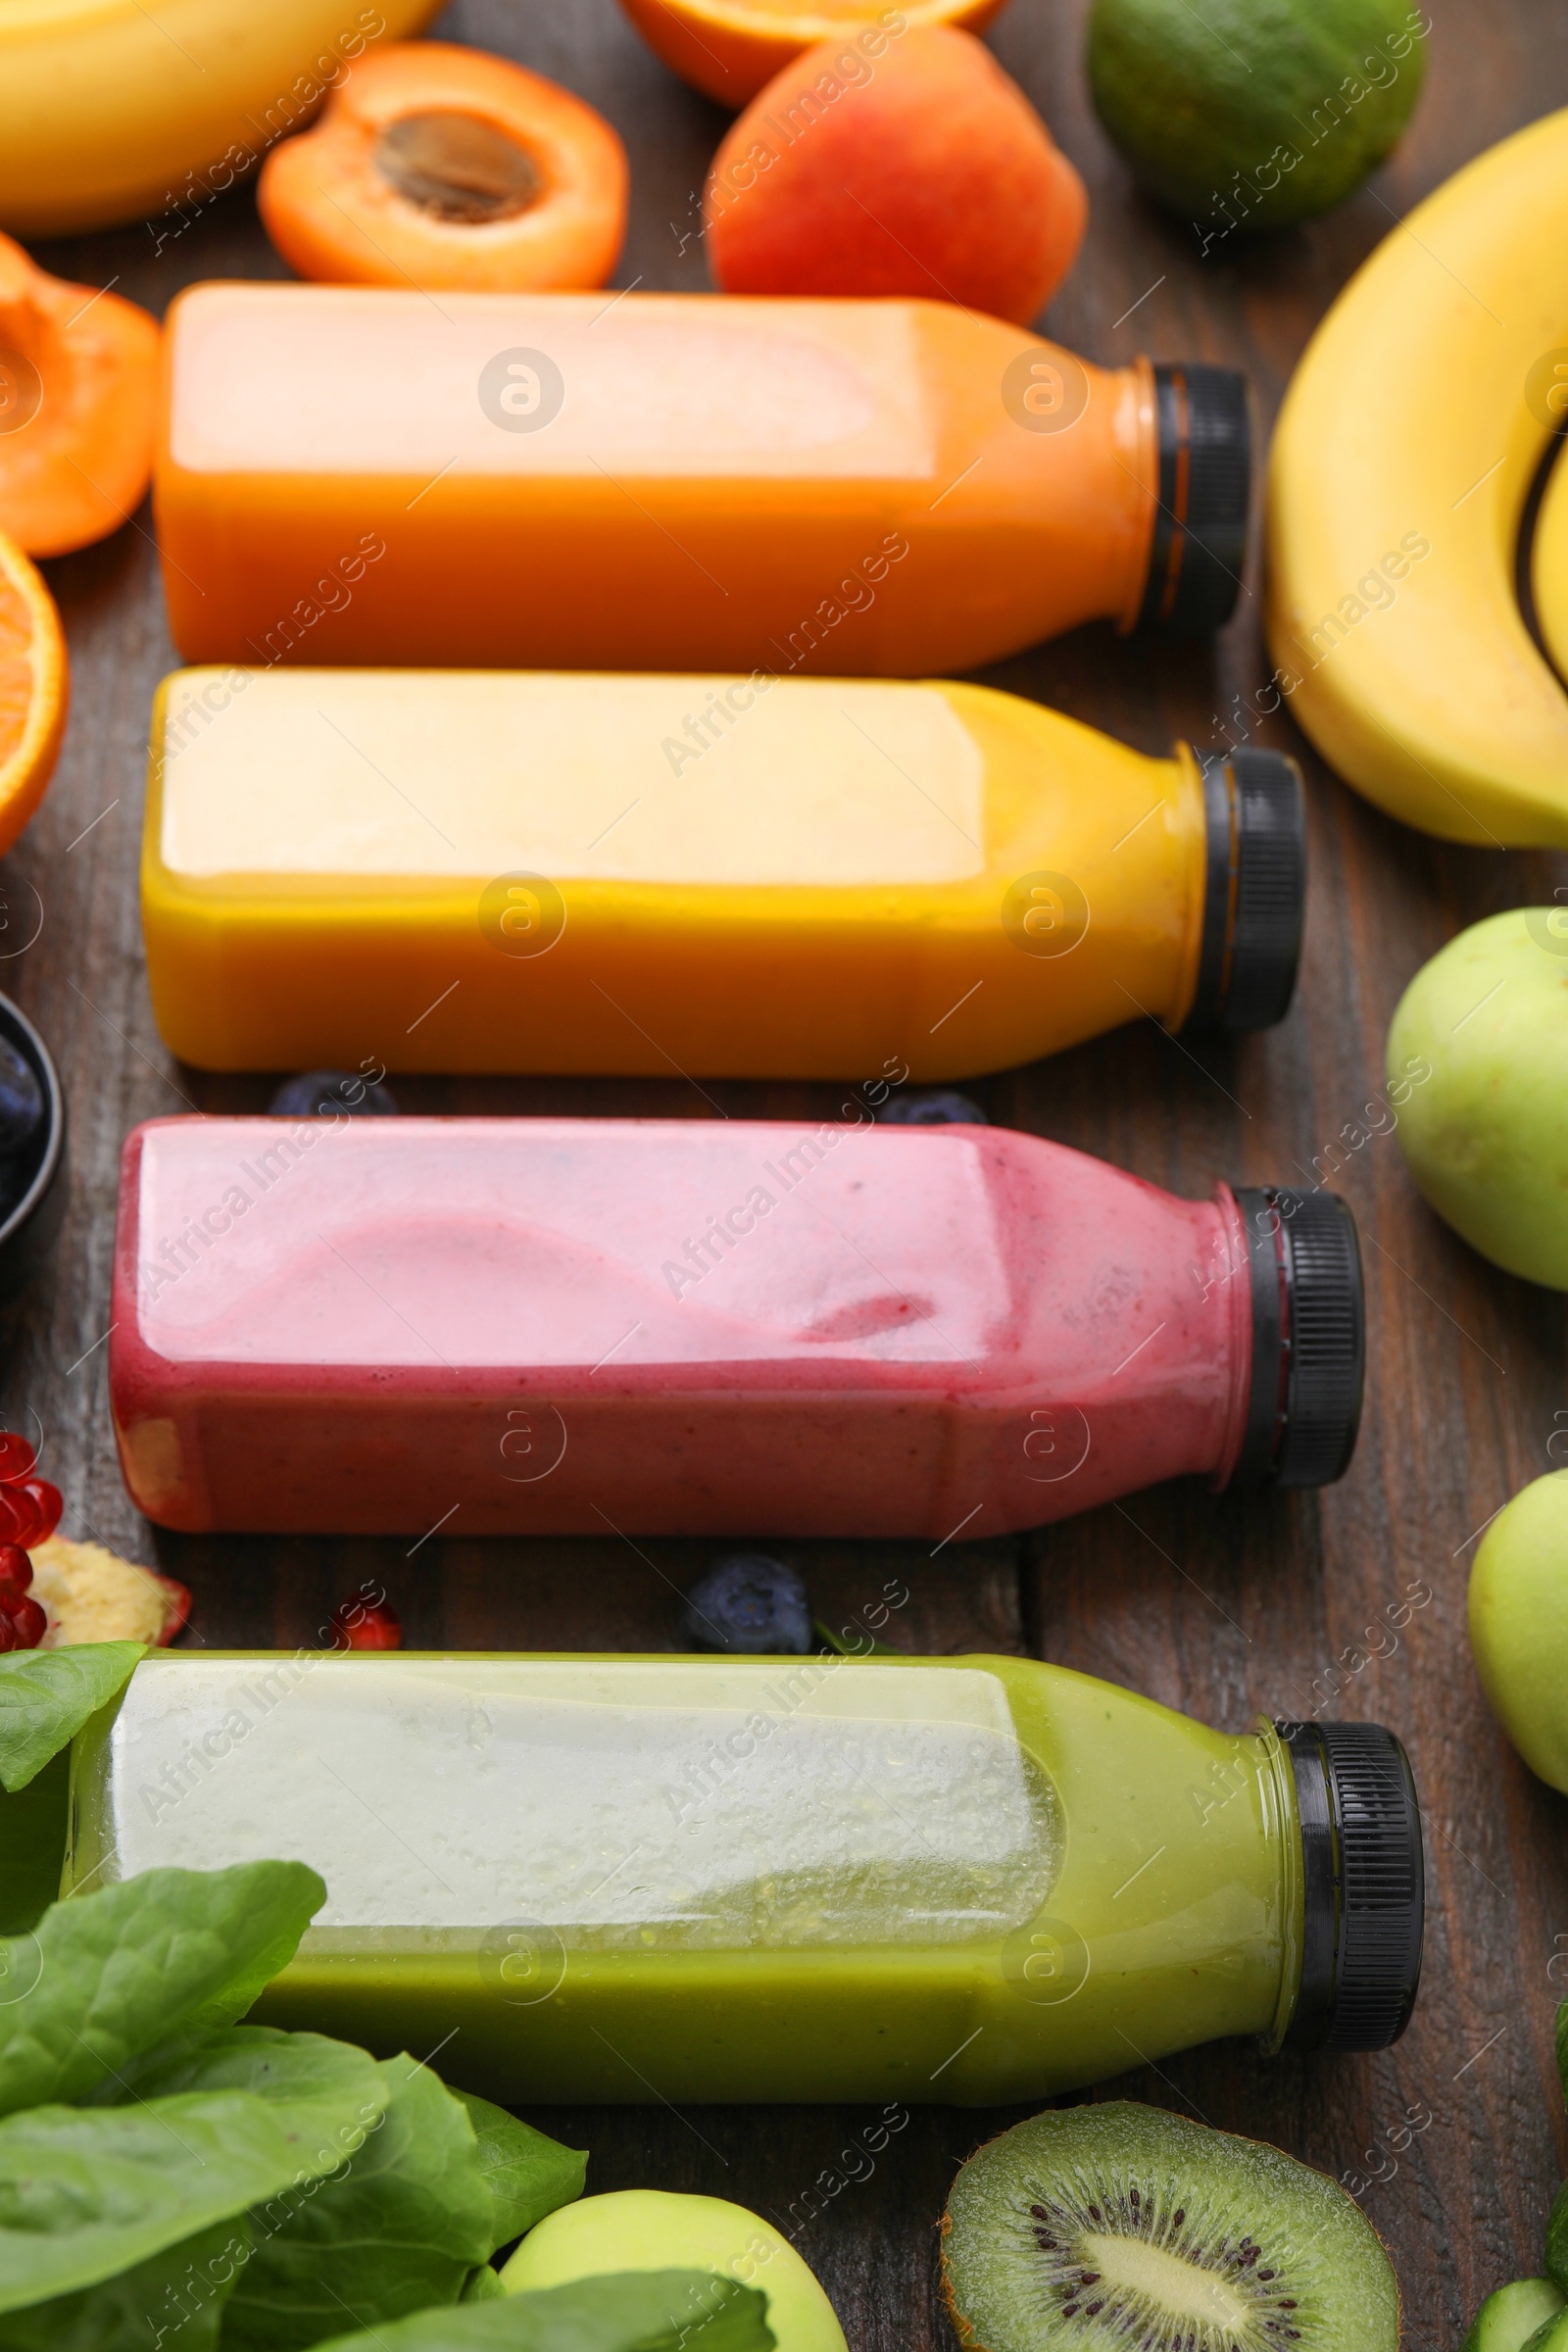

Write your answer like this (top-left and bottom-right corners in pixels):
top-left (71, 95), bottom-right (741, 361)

top-left (59, 1651), bottom-right (1423, 2106)
top-left (143, 665), bottom-right (1303, 1076)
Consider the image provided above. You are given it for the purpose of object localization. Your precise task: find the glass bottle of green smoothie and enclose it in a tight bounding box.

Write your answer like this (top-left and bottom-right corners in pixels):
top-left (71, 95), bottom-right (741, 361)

top-left (57, 1649), bottom-right (1422, 2105)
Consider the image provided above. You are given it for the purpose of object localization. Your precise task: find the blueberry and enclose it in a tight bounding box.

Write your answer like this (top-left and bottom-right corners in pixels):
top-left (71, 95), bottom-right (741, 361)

top-left (0, 1036), bottom-right (44, 1205)
top-left (681, 1554), bottom-right (814, 1654)
top-left (268, 1069), bottom-right (399, 1119)
top-left (878, 1089), bottom-right (989, 1126)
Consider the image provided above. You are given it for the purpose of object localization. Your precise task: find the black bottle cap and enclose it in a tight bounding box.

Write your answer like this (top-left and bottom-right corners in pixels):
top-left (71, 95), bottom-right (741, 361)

top-left (1230, 1187), bottom-right (1364, 1488)
top-left (1276, 1720), bottom-right (1424, 2052)
top-left (1185, 749), bottom-right (1305, 1032)
top-left (1136, 363), bottom-right (1251, 637)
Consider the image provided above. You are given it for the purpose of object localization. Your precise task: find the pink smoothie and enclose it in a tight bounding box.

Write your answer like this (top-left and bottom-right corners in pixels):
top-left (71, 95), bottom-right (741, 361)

top-left (108, 1117), bottom-right (1360, 1536)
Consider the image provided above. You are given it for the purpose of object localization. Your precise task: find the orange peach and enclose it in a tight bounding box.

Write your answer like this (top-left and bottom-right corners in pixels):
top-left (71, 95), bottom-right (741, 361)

top-left (704, 26), bottom-right (1086, 325)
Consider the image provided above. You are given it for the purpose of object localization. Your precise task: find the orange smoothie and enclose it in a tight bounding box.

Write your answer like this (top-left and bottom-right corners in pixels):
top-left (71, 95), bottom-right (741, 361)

top-left (154, 287), bottom-right (1251, 672)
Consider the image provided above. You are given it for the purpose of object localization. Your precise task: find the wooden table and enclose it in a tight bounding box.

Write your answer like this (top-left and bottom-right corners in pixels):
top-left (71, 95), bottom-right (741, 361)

top-left (13, 0), bottom-right (1568, 2340)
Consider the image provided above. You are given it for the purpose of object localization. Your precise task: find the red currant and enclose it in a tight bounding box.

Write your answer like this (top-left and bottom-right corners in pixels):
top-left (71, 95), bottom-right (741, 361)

top-left (329, 1586), bottom-right (403, 1650)
top-left (17, 1479), bottom-right (59, 1542)
top-left (0, 1610), bottom-right (16, 1653)
top-left (7, 1595), bottom-right (44, 1649)
top-left (0, 1431), bottom-right (36, 1488)
top-left (0, 1544), bottom-right (31, 1596)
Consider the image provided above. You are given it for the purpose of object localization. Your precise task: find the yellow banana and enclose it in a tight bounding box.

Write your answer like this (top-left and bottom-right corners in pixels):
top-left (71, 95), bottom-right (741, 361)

top-left (0, 0), bottom-right (440, 238)
top-left (1532, 436), bottom-right (1568, 687)
top-left (1265, 106), bottom-right (1568, 847)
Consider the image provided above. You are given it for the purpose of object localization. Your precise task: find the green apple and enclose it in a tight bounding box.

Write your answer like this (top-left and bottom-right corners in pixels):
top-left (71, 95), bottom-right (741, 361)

top-left (1459, 2277), bottom-right (1567, 2351)
top-left (1387, 907), bottom-right (1568, 1288)
top-left (1470, 1473), bottom-right (1568, 1791)
top-left (499, 2189), bottom-right (847, 2352)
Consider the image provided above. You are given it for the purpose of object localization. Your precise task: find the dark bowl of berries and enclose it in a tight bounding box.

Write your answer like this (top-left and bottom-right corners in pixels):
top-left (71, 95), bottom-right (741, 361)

top-left (0, 994), bottom-right (65, 1308)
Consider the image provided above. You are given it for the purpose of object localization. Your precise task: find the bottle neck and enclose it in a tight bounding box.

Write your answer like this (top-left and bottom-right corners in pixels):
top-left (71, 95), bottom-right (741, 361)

top-left (1254, 1714), bottom-right (1308, 2051)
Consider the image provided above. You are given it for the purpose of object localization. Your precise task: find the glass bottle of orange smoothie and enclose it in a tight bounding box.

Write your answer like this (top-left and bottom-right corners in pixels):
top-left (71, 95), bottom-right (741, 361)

top-left (154, 286), bottom-right (1251, 673)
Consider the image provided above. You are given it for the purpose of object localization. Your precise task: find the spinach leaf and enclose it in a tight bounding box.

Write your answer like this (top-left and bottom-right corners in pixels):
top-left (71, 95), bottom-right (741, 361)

top-left (451, 2091), bottom-right (587, 2246)
top-left (220, 2053), bottom-right (499, 2350)
top-left (0, 1863), bottom-right (324, 2117)
top-left (0, 1644), bottom-right (144, 1794)
top-left (0, 2215), bottom-right (251, 2351)
top-left (90, 2025), bottom-right (388, 2169)
top-left (0, 2091), bottom-right (364, 2317)
top-left (461, 2268), bottom-right (509, 2305)
top-left (0, 1749), bottom-right (69, 1936)
top-left (310, 2272), bottom-right (773, 2352)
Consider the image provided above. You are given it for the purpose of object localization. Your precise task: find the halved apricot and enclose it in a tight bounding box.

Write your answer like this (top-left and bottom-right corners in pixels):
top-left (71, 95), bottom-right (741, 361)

top-left (258, 42), bottom-right (628, 292)
top-left (0, 233), bottom-right (159, 559)
top-left (615, 0), bottom-right (1010, 110)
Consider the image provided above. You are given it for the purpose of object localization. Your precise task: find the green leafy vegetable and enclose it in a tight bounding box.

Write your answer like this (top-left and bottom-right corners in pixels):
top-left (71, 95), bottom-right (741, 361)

top-left (91, 2025), bottom-right (388, 2157)
top-left (462, 2268), bottom-right (509, 2305)
top-left (0, 2215), bottom-right (250, 2351)
top-left (1546, 2177), bottom-right (1568, 2299)
top-left (0, 1644), bottom-right (144, 1794)
top-left (0, 1862), bottom-right (324, 2117)
top-left (220, 2053), bottom-right (500, 2350)
top-left (0, 1750), bottom-right (69, 1936)
top-left (0, 2092), bottom-right (363, 2317)
top-left (453, 2090), bottom-right (587, 2246)
top-left (0, 1850), bottom-right (613, 2351)
top-left (310, 2272), bottom-right (774, 2352)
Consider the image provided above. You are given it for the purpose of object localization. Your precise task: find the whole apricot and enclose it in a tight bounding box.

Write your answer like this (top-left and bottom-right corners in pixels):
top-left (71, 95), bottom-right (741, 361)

top-left (704, 26), bottom-right (1087, 325)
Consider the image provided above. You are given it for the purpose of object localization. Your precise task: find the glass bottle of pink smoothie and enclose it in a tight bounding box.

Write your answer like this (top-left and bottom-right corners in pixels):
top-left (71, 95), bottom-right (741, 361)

top-left (109, 1114), bottom-right (1363, 1538)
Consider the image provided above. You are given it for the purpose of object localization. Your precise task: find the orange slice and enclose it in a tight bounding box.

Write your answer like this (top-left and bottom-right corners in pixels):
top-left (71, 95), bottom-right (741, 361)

top-left (0, 530), bottom-right (66, 861)
top-left (614, 0), bottom-right (1011, 107)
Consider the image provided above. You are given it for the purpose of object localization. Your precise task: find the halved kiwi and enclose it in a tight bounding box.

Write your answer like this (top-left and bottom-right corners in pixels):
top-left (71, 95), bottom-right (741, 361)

top-left (941, 2101), bottom-right (1399, 2351)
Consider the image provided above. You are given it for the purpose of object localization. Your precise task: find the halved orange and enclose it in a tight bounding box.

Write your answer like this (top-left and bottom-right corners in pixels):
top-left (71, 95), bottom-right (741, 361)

top-left (615, 0), bottom-right (1012, 108)
top-left (0, 530), bottom-right (68, 861)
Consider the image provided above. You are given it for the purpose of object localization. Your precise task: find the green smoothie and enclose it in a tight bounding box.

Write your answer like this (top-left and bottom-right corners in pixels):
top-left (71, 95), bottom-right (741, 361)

top-left (59, 1651), bottom-right (1420, 2104)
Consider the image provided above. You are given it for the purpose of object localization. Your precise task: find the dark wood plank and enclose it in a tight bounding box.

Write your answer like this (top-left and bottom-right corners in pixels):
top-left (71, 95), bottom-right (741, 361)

top-left (6, 0), bottom-right (1568, 2343)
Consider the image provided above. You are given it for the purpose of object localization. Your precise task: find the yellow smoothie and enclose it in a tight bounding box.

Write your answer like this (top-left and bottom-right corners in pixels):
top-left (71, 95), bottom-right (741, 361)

top-left (142, 666), bottom-right (1302, 1075)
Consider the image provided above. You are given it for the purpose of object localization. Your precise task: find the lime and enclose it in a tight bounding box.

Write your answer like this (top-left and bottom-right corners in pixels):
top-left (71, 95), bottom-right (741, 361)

top-left (1087, 0), bottom-right (1428, 231)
